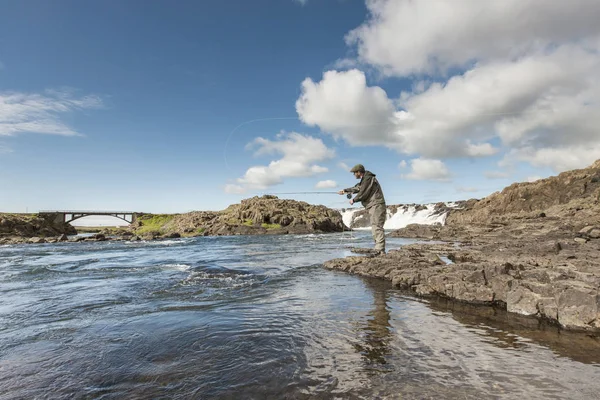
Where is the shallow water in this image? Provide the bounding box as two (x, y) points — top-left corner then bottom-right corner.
(1, 232), (599, 399)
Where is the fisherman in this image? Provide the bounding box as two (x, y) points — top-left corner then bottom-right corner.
(339, 164), (387, 255)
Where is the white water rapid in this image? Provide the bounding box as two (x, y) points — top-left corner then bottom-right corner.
(340, 202), (461, 230)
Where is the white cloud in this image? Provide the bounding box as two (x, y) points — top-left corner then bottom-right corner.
(315, 180), (337, 189)
(526, 176), (543, 183)
(402, 158), (451, 181)
(227, 132), (334, 191)
(346, 0), (600, 76)
(0, 89), (103, 137)
(224, 184), (246, 194)
(295, 1), (600, 172)
(398, 160), (407, 168)
(484, 170), (510, 179)
(395, 45), (600, 160)
(338, 161), (350, 171)
(501, 144), (600, 173)
(296, 69), (397, 146)
(333, 58), (358, 70)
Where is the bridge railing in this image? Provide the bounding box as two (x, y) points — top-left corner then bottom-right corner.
(39, 210), (141, 214)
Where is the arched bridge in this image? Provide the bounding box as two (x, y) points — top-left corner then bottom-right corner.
(39, 210), (141, 224)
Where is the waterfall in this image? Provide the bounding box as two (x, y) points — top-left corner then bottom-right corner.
(339, 202), (461, 230)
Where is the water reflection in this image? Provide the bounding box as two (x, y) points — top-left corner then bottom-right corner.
(424, 296), (600, 365)
(353, 278), (393, 370)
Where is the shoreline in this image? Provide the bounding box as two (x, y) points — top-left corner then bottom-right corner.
(324, 215), (600, 334)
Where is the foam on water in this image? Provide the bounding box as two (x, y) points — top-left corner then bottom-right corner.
(340, 202), (458, 230)
(161, 263), (191, 272)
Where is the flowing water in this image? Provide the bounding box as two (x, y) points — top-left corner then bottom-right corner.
(1, 232), (599, 399)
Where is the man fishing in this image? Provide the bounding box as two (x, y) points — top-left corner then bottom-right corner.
(339, 164), (387, 255)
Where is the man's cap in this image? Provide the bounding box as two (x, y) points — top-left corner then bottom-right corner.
(350, 164), (365, 173)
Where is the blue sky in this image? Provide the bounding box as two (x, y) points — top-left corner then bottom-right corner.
(2, 0), (599, 217)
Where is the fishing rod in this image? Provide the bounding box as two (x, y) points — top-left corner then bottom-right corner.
(267, 191), (353, 199)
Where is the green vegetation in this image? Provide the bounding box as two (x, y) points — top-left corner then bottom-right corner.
(261, 223), (281, 229)
(135, 214), (175, 235)
(196, 227), (205, 234)
(243, 219), (254, 226)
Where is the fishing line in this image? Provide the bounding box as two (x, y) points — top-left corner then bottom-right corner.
(223, 110), (539, 173)
(223, 117), (299, 172)
(265, 191), (353, 199)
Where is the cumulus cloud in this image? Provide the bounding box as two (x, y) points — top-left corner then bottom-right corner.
(0, 89), (103, 137)
(226, 132), (334, 192)
(224, 184), (246, 194)
(346, 0), (600, 76)
(398, 160), (407, 168)
(295, 1), (600, 172)
(401, 158), (451, 181)
(296, 69), (397, 146)
(315, 180), (337, 189)
(338, 161), (350, 171)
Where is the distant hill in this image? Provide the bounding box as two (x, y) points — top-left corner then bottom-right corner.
(446, 159), (600, 226)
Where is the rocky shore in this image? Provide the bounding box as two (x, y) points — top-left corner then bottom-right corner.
(0, 195), (345, 244)
(325, 160), (600, 332)
(0, 213), (77, 244)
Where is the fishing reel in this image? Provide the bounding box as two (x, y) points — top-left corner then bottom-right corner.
(346, 193), (352, 199)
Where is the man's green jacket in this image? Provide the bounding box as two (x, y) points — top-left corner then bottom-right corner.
(344, 171), (386, 209)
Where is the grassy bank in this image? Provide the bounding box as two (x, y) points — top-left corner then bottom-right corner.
(134, 214), (176, 235)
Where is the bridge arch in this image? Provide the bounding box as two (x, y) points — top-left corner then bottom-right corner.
(39, 211), (141, 225)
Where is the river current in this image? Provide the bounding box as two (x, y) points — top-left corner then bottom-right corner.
(1, 232), (599, 399)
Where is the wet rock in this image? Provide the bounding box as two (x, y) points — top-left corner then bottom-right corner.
(93, 234), (107, 241)
(57, 234), (69, 242)
(162, 232), (181, 239)
(141, 231), (161, 240)
(557, 284), (598, 329)
(388, 223), (441, 239)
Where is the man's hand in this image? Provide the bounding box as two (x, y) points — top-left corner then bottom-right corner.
(349, 199), (354, 205)
(338, 190), (345, 195)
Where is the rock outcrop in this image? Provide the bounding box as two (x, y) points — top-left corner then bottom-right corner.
(0, 213), (77, 244)
(133, 196), (345, 238)
(445, 159), (600, 225)
(326, 159), (600, 332)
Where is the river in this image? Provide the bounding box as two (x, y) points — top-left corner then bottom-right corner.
(1, 232), (599, 399)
